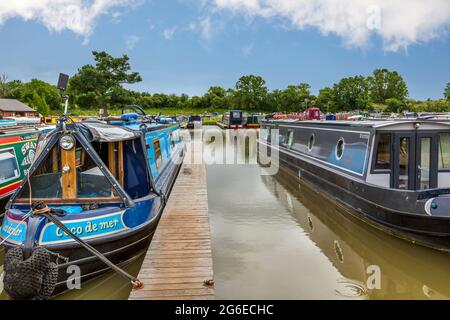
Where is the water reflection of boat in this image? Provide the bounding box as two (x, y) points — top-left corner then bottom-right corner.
(0, 108), (185, 298)
(261, 169), (450, 299)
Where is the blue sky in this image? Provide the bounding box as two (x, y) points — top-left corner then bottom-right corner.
(0, 0), (449, 100)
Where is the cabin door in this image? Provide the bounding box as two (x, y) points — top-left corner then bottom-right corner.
(393, 132), (438, 190)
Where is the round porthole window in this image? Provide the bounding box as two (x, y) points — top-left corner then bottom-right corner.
(307, 134), (315, 152)
(336, 138), (345, 160)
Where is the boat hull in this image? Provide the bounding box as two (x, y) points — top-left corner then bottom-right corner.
(258, 141), (450, 252)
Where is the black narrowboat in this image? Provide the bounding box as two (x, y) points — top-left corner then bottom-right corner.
(258, 119), (450, 252)
(217, 110), (243, 129)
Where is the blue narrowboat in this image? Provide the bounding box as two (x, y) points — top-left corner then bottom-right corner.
(0, 110), (185, 298)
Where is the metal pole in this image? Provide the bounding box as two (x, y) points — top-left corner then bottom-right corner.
(63, 95), (69, 115)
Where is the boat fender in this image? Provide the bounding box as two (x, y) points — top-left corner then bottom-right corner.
(3, 246), (58, 300)
(121, 113), (139, 122)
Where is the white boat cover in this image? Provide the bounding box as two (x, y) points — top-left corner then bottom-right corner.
(82, 122), (140, 142)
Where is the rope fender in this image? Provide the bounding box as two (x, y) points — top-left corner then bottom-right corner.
(3, 246), (58, 300)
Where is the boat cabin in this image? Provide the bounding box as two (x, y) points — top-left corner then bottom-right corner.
(366, 121), (450, 191)
(261, 120), (450, 191)
(9, 120), (182, 210)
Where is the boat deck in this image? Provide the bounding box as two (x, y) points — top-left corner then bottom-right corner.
(128, 140), (215, 300)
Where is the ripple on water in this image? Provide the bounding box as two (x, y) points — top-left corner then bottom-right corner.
(334, 278), (369, 299)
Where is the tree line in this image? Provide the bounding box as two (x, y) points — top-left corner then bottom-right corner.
(0, 51), (449, 116)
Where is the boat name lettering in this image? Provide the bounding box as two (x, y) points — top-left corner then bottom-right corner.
(0, 217), (27, 244)
(21, 141), (37, 166)
(2, 223), (23, 237)
(55, 219), (120, 238)
(39, 211), (127, 244)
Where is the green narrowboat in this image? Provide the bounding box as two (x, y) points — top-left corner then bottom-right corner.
(0, 128), (40, 210)
(246, 114), (264, 128)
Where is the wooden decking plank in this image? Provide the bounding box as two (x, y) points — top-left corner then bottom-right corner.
(129, 141), (214, 300)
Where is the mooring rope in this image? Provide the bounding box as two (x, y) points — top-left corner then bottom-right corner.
(31, 202), (143, 290)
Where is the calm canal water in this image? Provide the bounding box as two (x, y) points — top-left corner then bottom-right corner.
(204, 127), (450, 300)
(1, 126), (450, 299)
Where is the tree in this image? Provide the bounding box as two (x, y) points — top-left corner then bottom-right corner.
(333, 76), (370, 111)
(4, 79), (60, 114)
(234, 75), (268, 110)
(69, 51), (142, 114)
(266, 89), (283, 112)
(445, 83), (450, 101)
(21, 90), (50, 116)
(317, 87), (336, 112)
(0, 73), (9, 97)
(385, 98), (406, 113)
(23, 79), (61, 110)
(415, 99), (450, 112)
(203, 86), (227, 110)
(279, 83), (312, 112)
(368, 68), (408, 103)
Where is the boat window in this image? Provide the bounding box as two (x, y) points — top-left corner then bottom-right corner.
(336, 138), (345, 160)
(0, 149), (20, 183)
(438, 132), (450, 169)
(374, 133), (391, 170)
(170, 132), (175, 149)
(18, 144), (63, 198)
(76, 142), (115, 198)
(154, 139), (162, 169)
(307, 134), (315, 152)
(261, 127), (270, 141)
(288, 130), (294, 147)
(17, 140), (120, 201)
(399, 137), (410, 189)
(419, 137), (431, 190)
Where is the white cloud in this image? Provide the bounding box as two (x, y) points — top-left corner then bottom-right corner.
(199, 16), (212, 40)
(0, 0), (139, 37)
(125, 35), (141, 50)
(163, 27), (176, 40)
(242, 43), (254, 57)
(188, 16), (215, 41)
(210, 0), (450, 51)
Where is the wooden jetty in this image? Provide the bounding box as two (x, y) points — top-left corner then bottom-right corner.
(129, 139), (215, 300)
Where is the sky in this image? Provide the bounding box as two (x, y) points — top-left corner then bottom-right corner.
(0, 0), (449, 100)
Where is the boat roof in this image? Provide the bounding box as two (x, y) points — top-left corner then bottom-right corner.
(74, 120), (177, 142)
(264, 119), (450, 129)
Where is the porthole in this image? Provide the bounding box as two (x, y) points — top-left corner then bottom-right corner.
(336, 138), (345, 160)
(307, 134), (315, 152)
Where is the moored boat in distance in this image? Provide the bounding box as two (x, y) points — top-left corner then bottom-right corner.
(217, 110), (244, 129)
(187, 115), (202, 129)
(258, 118), (450, 251)
(0, 106), (185, 298)
(245, 114), (264, 128)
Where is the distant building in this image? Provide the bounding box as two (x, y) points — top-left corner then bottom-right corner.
(0, 99), (37, 117)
